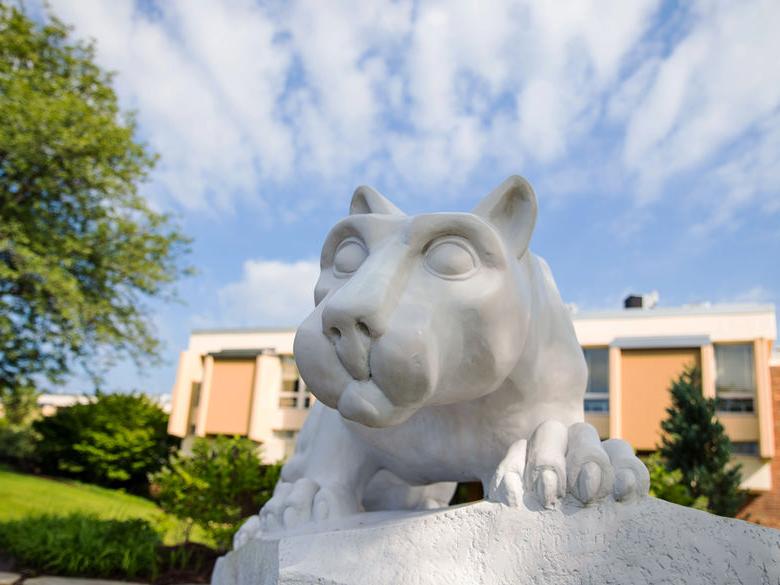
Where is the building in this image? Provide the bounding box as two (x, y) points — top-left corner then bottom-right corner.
(0, 393), (92, 419)
(167, 302), (779, 521)
(36, 393), (92, 416)
(575, 301), (777, 498)
(167, 328), (311, 462)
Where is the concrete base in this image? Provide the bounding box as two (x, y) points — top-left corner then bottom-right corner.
(212, 497), (780, 585)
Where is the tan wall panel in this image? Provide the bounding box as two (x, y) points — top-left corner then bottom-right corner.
(278, 409), (309, 430)
(204, 359), (256, 435)
(248, 355), (282, 447)
(755, 338), (776, 457)
(621, 348), (701, 451)
(585, 414), (610, 439)
(168, 351), (201, 437)
(720, 415), (760, 442)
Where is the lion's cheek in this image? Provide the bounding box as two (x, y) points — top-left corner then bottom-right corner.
(369, 334), (435, 408)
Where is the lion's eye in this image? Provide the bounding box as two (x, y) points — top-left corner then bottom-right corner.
(333, 239), (368, 275)
(424, 237), (478, 278)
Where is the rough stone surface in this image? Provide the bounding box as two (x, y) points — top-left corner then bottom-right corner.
(0, 573), (20, 585)
(214, 497), (780, 585)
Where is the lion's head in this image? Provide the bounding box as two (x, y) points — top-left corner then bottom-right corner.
(293, 176), (561, 428)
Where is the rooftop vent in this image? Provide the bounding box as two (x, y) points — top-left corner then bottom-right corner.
(624, 291), (659, 310)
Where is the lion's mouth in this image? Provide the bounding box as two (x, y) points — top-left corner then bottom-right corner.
(336, 378), (417, 428)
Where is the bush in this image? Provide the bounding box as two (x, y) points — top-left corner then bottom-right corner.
(0, 513), (161, 580)
(151, 436), (281, 550)
(33, 393), (178, 493)
(643, 453), (708, 510)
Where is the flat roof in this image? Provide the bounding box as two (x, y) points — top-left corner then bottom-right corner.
(571, 303), (775, 320)
(192, 326), (297, 335)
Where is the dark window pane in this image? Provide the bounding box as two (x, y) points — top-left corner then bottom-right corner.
(191, 382), (201, 407)
(715, 343), (755, 394)
(716, 397), (754, 413)
(584, 398), (610, 413)
(279, 396), (297, 408)
(731, 442), (759, 456)
(584, 348), (609, 394)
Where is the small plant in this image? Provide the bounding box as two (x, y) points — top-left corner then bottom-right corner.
(0, 513), (161, 580)
(150, 435), (281, 550)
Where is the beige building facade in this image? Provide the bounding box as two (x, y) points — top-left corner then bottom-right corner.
(168, 303), (777, 496)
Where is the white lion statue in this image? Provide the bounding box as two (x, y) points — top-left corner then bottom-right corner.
(235, 176), (649, 547)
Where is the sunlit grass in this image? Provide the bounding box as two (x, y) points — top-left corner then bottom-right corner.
(0, 466), (213, 546)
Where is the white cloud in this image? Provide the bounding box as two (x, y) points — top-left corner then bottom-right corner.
(46, 0), (663, 209)
(43, 0), (779, 232)
(216, 259), (320, 327)
(623, 0), (780, 200)
(689, 112), (780, 237)
(722, 286), (774, 304)
(49, 0), (293, 212)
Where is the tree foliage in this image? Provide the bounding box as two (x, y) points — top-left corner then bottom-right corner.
(150, 436), (281, 551)
(0, 4), (190, 414)
(33, 393), (178, 492)
(660, 365), (745, 517)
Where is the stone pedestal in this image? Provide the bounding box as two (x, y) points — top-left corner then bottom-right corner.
(212, 497), (780, 585)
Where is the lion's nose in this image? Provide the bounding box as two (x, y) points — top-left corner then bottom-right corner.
(322, 308), (373, 380)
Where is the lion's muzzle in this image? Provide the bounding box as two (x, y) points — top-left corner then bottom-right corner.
(322, 303), (374, 381)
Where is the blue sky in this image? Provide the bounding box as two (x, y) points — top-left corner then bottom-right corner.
(44, 0), (780, 395)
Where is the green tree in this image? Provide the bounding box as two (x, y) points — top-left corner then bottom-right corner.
(0, 4), (190, 418)
(33, 393), (178, 492)
(150, 436), (281, 551)
(660, 365), (745, 517)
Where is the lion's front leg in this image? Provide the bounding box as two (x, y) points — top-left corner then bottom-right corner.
(486, 420), (649, 509)
(233, 402), (374, 549)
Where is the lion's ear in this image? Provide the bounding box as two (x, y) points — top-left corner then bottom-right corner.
(350, 186), (405, 216)
(472, 175), (537, 258)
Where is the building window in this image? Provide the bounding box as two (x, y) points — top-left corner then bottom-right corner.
(191, 382), (201, 407)
(583, 347), (609, 413)
(279, 355), (313, 409)
(731, 441), (759, 456)
(274, 429), (298, 459)
(715, 343), (755, 413)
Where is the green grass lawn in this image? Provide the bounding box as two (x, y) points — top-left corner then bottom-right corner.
(0, 466), (211, 546)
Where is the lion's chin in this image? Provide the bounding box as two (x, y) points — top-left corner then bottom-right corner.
(337, 379), (418, 428)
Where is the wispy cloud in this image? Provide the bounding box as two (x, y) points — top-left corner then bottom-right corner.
(214, 259), (319, 328)
(48, 0), (780, 233)
(623, 0), (780, 202)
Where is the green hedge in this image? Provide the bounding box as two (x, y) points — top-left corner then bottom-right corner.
(33, 393), (178, 493)
(0, 513), (161, 579)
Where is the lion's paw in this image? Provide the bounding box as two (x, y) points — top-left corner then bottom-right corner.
(233, 514), (261, 549)
(489, 420), (649, 509)
(259, 478), (358, 533)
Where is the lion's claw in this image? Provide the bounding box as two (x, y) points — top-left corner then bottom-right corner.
(489, 420), (649, 509)
(258, 478), (357, 535)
